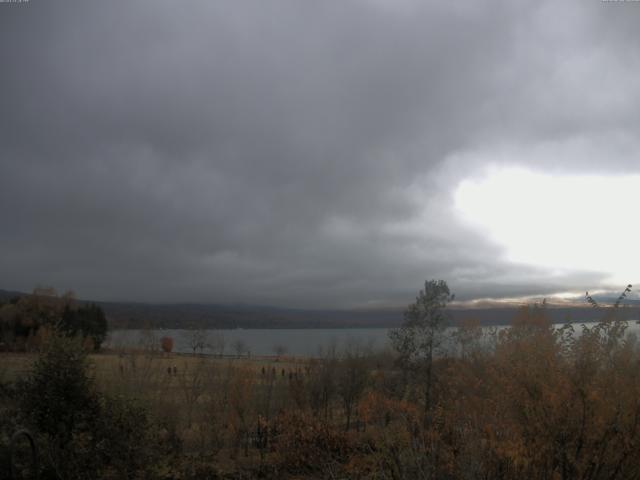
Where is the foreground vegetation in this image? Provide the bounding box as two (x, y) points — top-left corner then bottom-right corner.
(3, 282), (640, 479)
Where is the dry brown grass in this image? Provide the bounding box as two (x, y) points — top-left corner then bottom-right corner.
(0, 353), (35, 382)
(0, 351), (306, 379)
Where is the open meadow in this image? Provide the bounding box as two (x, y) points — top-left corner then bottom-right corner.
(5, 302), (640, 479)
(5, 1), (640, 477)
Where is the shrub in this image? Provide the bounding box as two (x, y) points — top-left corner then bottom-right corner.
(271, 411), (352, 475)
(18, 333), (99, 439)
(161, 336), (174, 354)
(16, 331), (165, 479)
(93, 395), (164, 479)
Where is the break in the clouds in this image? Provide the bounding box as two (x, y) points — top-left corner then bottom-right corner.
(1, 0), (640, 307)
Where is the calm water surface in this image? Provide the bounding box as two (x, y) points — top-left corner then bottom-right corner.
(106, 321), (640, 357)
(107, 328), (390, 357)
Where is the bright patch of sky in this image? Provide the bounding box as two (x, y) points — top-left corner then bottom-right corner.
(455, 168), (640, 288)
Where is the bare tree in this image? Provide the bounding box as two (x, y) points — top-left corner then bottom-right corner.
(233, 339), (247, 358)
(272, 344), (287, 359)
(389, 279), (454, 425)
(176, 358), (208, 427)
(209, 331), (225, 357)
(183, 328), (209, 356)
(138, 324), (158, 355)
(308, 355), (337, 423)
(337, 340), (370, 430)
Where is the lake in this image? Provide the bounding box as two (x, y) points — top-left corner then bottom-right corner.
(106, 321), (640, 357)
(106, 328), (392, 357)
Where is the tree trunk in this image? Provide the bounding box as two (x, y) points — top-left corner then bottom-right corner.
(423, 342), (433, 427)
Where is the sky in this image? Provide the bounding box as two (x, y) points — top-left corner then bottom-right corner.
(1, 0), (640, 308)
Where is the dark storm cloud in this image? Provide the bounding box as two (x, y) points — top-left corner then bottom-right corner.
(1, 0), (640, 307)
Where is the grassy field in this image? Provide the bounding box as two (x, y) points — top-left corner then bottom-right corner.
(1, 348), (318, 472)
(6, 314), (640, 479)
(0, 349), (308, 383)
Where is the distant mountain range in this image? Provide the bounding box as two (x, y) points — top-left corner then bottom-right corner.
(0, 289), (28, 301)
(1, 289), (638, 329)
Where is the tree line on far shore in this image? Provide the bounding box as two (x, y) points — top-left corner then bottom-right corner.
(0, 288), (108, 351)
(3, 280), (640, 479)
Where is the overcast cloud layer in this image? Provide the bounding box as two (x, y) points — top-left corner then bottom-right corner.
(2, 0), (640, 307)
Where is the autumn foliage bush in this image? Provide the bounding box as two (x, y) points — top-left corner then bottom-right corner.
(270, 411), (352, 475)
(160, 336), (174, 353)
(5, 290), (640, 479)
